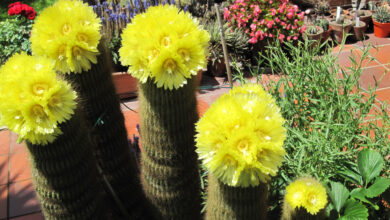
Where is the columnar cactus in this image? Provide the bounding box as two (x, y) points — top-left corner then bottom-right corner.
(29, 0), (151, 218)
(195, 84), (287, 220)
(119, 5), (210, 219)
(0, 53), (106, 219)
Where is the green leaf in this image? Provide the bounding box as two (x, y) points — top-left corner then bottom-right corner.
(339, 166), (364, 186)
(357, 149), (383, 184)
(338, 199), (368, 220)
(350, 188), (379, 210)
(329, 182), (350, 213)
(365, 177), (390, 198)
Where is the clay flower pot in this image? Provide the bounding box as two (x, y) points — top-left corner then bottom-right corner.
(330, 19), (353, 44)
(350, 10), (373, 30)
(373, 19), (390, 38)
(321, 26), (332, 44)
(306, 26), (324, 41)
(353, 20), (367, 41)
(112, 72), (138, 99)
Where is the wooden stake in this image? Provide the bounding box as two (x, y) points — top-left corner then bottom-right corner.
(214, 3), (233, 87)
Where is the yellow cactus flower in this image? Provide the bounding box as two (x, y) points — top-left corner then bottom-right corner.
(30, 0), (101, 74)
(120, 5), (209, 90)
(196, 84), (286, 187)
(0, 53), (77, 145)
(285, 177), (328, 215)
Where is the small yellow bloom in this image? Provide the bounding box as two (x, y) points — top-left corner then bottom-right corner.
(285, 177), (328, 215)
(30, 0), (101, 74)
(196, 84), (286, 187)
(0, 53), (77, 145)
(120, 5), (209, 90)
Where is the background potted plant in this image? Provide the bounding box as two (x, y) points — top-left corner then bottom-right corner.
(353, 20), (367, 40)
(330, 15), (353, 43)
(372, 5), (390, 37)
(314, 18), (332, 43)
(306, 25), (324, 41)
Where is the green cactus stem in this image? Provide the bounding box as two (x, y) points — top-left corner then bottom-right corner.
(138, 77), (202, 220)
(64, 44), (152, 219)
(26, 109), (106, 220)
(205, 174), (268, 220)
(281, 203), (326, 220)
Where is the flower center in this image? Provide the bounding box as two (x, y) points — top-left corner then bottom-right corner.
(178, 48), (190, 62)
(62, 23), (71, 35)
(72, 46), (82, 57)
(58, 45), (67, 60)
(32, 83), (49, 96)
(76, 33), (88, 42)
(163, 58), (177, 74)
(160, 35), (171, 47)
(32, 104), (45, 118)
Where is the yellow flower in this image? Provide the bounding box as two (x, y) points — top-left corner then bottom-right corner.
(30, 0), (101, 74)
(120, 5), (209, 90)
(285, 177), (328, 215)
(0, 53), (77, 145)
(196, 84), (286, 187)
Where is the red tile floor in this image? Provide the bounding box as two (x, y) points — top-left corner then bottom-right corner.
(1, 33), (390, 219)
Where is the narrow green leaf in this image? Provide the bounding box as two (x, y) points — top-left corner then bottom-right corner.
(338, 199), (368, 220)
(357, 149), (383, 184)
(329, 182), (350, 213)
(365, 177), (390, 198)
(339, 167), (363, 186)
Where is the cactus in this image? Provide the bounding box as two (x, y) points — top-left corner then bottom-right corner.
(138, 78), (202, 219)
(373, 5), (390, 23)
(314, 19), (330, 31)
(307, 26), (320, 34)
(26, 109), (107, 219)
(206, 175), (268, 220)
(64, 44), (153, 219)
(315, 0), (330, 16)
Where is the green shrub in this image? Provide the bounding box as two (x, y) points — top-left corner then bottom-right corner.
(234, 38), (390, 218)
(0, 15), (33, 65)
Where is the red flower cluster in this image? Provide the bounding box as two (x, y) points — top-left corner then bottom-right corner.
(8, 2), (36, 20)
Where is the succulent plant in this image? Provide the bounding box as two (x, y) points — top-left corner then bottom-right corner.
(373, 5), (390, 23)
(307, 26), (320, 34)
(315, 0), (330, 16)
(314, 19), (329, 31)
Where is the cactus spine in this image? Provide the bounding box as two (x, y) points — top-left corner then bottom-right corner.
(138, 77), (202, 219)
(281, 204), (326, 220)
(205, 174), (268, 220)
(64, 45), (151, 219)
(26, 109), (106, 219)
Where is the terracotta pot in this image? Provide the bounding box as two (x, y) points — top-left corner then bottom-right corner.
(306, 26), (325, 41)
(350, 10), (373, 30)
(112, 72), (138, 99)
(330, 19), (353, 43)
(373, 19), (390, 38)
(353, 21), (367, 41)
(321, 26), (333, 44)
(208, 59), (226, 77)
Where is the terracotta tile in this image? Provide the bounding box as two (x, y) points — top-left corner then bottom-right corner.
(356, 33), (390, 47)
(332, 44), (356, 53)
(123, 110), (140, 138)
(0, 185), (7, 219)
(9, 133), (26, 154)
(372, 45), (390, 65)
(9, 152), (31, 183)
(375, 89), (390, 105)
(197, 99), (210, 118)
(337, 49), (380, 70)
(8, 179), (41, 218)
(0, 155), (8, 186)
(9, 212), (44, 220)
(359, 66), (390, 90)
(0, 130), (10, 156)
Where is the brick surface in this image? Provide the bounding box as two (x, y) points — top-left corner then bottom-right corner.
(8, 180), (40, 218)
(0, 130), (10, 156)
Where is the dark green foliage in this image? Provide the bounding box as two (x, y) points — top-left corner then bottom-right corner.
(205, 174), (268, 220)
(64, 45), (152, 219)
(26, 110), (106, 220)
(138, 77), (202, 220)
(0, 15), (32, 65)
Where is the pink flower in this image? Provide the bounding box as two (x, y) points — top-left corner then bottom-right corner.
(224, 8), (230, 19)
(249, 37), (258, 44)
(278, 34), (285, 42)
(287, 12), (293, 19)
(266, 20), (274, 29)
(260, 19), (265, 25)
(287, 36), (292, 41)
(271, 8), (276, 16)
(293, 5), (299, 12)
(250, 23), (257, 31)
(293, 36), (298, 40)
(275, 17), (280, 23)
(269, 33), (274, 37)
